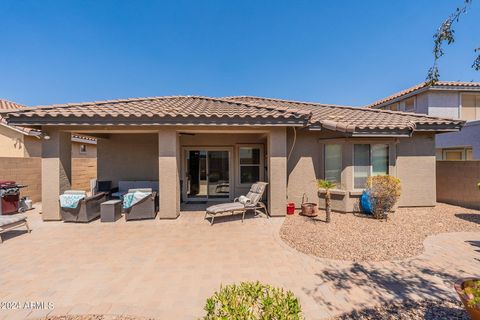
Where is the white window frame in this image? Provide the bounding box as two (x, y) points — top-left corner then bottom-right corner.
(353, 144), (389, 189)
(236, 144), (264, 187)
(79, 144), (87, 154)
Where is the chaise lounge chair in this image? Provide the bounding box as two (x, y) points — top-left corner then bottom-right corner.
(60, 190), (106, 222)
(0, 213), (30, 243)
(205, 182), (269, 225)
(123, 188), (158, 221)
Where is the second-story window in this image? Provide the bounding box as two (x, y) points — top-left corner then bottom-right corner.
(404, 97), (415, 112)
(461, 94), (480, 121)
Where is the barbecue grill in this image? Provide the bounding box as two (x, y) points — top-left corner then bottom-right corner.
(0, 180), (26, 215)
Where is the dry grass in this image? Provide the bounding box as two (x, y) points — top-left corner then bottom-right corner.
(280, 203), (480, 262)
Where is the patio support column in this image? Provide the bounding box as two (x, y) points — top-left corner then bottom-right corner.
(41, 130), (72, 220)
(158, 128), (180, 219)
(268, 127), (287, 216)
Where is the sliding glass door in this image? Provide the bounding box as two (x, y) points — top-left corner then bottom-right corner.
(185, 148), (231, 201)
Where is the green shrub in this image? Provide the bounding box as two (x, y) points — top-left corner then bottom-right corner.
(366, 175), (401, 219)
(463, 279), (480, 308)
(201, 281), (303, 320)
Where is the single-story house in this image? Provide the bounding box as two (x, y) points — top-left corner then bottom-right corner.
(1, 95), (464, 220)
(0, 99), (97, 158)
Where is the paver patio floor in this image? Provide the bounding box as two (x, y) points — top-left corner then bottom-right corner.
(0, 204), (479, 320)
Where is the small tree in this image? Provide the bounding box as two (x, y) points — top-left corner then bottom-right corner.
(365, 176), (401, 219)
(318, 179), (335, 223)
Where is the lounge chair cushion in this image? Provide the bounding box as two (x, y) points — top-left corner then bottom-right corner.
(64, 190), (87, 196)
(0, 214), (27, 227)
(206, 202), (245, 214)
(127, 188), (152, 193)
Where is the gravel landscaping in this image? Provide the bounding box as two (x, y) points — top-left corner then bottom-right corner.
(280, 203), (480, 261)
(44, 316), (154, 320)
(331, 299), (469, 320)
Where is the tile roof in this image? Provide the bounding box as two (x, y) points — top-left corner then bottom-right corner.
(0, 99), (25, 111)
(2, 96), (311, 126)
(224, 96), (464, 134)
(367, 81), (480, 108)
(0, 99), (96, 141)
(2, 95), (464, 135)
(0, 99), (40, 136)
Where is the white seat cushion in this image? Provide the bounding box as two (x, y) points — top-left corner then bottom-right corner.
(206, 202), (245, 214)
(0, 214), (27, 227)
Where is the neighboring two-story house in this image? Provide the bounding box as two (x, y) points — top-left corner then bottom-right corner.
(368, 81), (480, 160)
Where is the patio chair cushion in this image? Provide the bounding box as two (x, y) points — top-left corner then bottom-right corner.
(0, 214), (27, 227)
(245, 182), (267, 205)
(206, 202), (245, 214)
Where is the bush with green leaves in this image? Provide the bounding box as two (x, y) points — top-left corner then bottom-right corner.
(201, 281), (303, 320)
(365, 175), (401, 219)
(462, 279), (480, 309)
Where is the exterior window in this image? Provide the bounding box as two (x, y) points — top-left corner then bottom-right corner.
(385, 103), (398, 111)
(324, 144), (342, 185)
(239, 146), (262, 184)
(441, 147), (473, 160)
(354, 144), (389, 189)
(461, 94), (480, 121)
(79, 144), (87, 154)
(466, 149), (473, 160)
(404, 97), (415, 112)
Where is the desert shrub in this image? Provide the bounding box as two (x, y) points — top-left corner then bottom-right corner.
(365, 175), (401, 219)
(202, 281), (303, 320)
(463, 279), (480, 308)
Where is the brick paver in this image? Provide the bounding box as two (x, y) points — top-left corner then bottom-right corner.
(0, 204), (478, 319)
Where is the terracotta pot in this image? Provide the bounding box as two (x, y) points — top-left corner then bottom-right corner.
(454, 278), (480, 320)
(300, 203), (317, 217)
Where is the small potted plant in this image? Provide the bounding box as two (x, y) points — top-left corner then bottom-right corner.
(454, 278), (480, 320)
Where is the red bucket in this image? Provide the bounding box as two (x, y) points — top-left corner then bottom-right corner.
(287, 203), (295, 215)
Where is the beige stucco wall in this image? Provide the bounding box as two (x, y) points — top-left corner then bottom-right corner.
(23, 136), (42, 157)
(41, 130), (72, 220)
(396, 133), (436, 207)
(286, 130), (437, 212)
(71, 141), (97, 158)
(0, 125), (25, 157)
(97, 133), (158, 187)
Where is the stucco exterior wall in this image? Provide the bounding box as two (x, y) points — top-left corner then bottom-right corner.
(71, 141), (97, 158)
(97, 133), (158, 187)
(0, 125), (25, 157)
(0, 157), (41, 202)
(23, 136), (42, 157)
(436, 121), (480, 159)
(396, 133), (436, 207)
(427, 91), (460, 119)
(286, 130), (437, 212)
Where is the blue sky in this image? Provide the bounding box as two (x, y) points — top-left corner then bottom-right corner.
(1, 0), (479, 107)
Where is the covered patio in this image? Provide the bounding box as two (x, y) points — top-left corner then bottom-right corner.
(40, 126), (289, 221)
